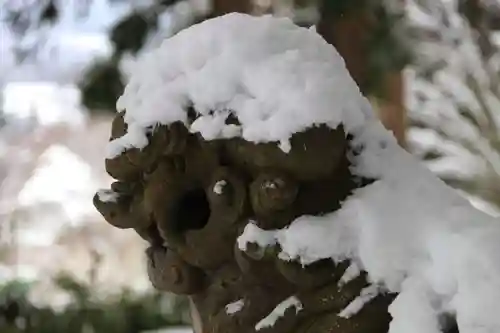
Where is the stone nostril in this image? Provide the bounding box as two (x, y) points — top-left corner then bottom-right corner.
(172, 188), (211, 233)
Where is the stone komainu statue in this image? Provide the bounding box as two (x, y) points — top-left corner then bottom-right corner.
(93, 13), (466, 333)
(94, 110), (394, 333)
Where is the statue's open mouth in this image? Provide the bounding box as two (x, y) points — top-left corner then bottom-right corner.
(169, 188), (211, 235)
(140, 184), (212, 250)
(142, 187), (211, 295)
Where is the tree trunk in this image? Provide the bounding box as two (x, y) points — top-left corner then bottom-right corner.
(374, 71), (407, 148)
(316, 3), (374, 93)
(316, 0), (407, 147)
(210, 0), (252, 17)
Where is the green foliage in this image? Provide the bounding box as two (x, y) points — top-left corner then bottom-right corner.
(0, 274), (190, 333)
(40, 0), (59, 24)
(110, 0), (189, 56)
(79, 59), (124, 113)
(111, 11), (158, 56)
(81, 0), (188, 112)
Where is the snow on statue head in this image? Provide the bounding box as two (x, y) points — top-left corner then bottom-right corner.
(94, 13), (500, 333)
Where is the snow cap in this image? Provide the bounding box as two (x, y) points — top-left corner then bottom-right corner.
(107, 13), (372, 157)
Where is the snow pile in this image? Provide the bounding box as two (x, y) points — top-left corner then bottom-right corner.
(338, 262), (362, 286)
(225, 299), (245, 315)
(110, 13), (500, 333)
(239, 142), (500, 332)
(338, 285), (379, 319)
(97, 189), (119, 203)
(255, 296), (303, 331)
(213, 180), (227, 195)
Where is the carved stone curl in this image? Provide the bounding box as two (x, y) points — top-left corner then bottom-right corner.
(94, 111), (394, 333)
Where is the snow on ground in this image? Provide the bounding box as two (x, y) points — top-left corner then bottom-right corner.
(0, 83), (151, 305)
(16, 145), (99, 242)
(0, 113), (152, 304)
(2, 82), (86, 127)
(114, 14), (500, 333)
(0, 1), (156, 303)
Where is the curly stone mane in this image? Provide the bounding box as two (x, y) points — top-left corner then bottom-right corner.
(94, 109), (395, 333)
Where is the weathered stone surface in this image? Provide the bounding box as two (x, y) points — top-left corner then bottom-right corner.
(94, 112), (395, 333)
(146, 246), (205, 295)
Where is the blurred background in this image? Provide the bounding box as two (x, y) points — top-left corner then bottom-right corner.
(0, 0), (499, 332)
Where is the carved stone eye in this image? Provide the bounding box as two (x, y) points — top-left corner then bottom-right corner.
(206, 168), (247, 220)
(250, 172), (298, 215)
